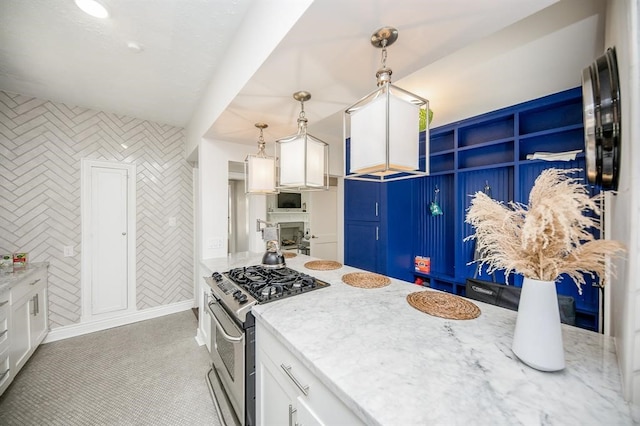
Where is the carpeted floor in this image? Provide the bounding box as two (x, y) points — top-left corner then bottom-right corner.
(0, 310), (220, 426)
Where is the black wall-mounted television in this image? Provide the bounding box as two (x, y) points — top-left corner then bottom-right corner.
(277, 192), (302, 208)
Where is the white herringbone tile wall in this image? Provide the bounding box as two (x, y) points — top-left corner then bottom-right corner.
(0, 91), (194, 328)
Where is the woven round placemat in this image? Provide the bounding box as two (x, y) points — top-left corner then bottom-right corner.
(342, 272), (390, 289)
(283, 252), (297, 259)
(406, 291), (481, 320)
(304, 260), (342, 270)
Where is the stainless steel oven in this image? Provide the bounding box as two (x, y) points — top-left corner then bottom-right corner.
(204, 266), (328, 426)
(206, 299), (246, 425)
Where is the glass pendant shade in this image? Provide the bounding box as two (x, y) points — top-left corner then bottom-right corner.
(245, 155), (276, 193)
(344, 26), (429, 182)
(245, 123), (277, 194)
(276, 92), (329, 191)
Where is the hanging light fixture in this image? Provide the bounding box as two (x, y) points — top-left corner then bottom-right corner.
(344, 26), (429, 182)
(276, 91), (329, 191)
(245, 123), (277, 194)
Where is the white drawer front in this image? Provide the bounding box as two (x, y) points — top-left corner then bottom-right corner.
(10, 268), (46, 304)
(0, 346), (10, 394)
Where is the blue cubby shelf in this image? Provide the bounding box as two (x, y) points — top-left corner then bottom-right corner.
(344, 87), (599, 332)
(412, 86), (599, 331)
(413, 271), (464, 296)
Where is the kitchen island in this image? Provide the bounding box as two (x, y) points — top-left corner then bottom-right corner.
(202, 253), (632, 425)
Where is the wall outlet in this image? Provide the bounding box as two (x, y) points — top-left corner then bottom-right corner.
(207, 238), (224, 249)
(64, 246), (74, 257)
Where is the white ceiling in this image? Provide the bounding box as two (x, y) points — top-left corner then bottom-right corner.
(0, 0), (605, 155)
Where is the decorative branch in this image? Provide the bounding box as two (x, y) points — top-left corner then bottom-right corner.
(465, 168), (625, 294)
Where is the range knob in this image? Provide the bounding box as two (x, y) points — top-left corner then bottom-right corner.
(237, 294), (248, 304)
(232, 290), (242, 299)
(212, 272), (223, 282)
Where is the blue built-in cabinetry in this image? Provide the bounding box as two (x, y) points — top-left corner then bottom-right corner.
(344, 178), (416, 283)
(344, 87), (601, 331)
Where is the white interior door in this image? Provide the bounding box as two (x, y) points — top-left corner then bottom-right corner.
(309, 188), (338, 261)
(82, 159), (136, 320)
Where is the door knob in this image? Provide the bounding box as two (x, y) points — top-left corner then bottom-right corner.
(122, 232), (127, 236)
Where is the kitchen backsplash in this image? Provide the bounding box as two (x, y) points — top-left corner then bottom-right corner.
(0, 91), (194, 328)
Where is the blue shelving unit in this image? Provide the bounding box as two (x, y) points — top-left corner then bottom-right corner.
(344, 87), (600, 331)
(413, 87), (601, 331)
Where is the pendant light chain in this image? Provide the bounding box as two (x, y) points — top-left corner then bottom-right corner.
(380, 39), (388, 69)
(257, 128), (265, 156)
(297, 98), (308, 135)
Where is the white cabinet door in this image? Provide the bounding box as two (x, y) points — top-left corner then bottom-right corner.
(81, 159), (136, 321)
(30, 286), (47, 347)
(0, 347), (10, 395)
(90, 165), (129, 315)
(296, 396), (324, 426)
(10, 296), (31, 373)
(256, 321), (365, 426)
(258, 354), (297, 426)
(8, 267), (49, 381)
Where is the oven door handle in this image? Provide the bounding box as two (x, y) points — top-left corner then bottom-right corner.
(207, 303), (243, 343)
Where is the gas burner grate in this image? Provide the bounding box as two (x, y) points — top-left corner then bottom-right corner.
(225, 265), (329, 303)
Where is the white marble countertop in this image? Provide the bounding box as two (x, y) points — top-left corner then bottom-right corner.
(0, 262), (49, 294)
(201, 253), (633, 425)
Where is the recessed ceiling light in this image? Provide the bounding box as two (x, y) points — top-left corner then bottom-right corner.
(75, 0), (110, 19)
(127, 41), (144, 53)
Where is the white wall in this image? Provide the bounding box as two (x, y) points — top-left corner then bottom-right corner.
(197, 139), (270, 260)
(185, 0), (313, 161)
(605, 0), (640, 405)
(0, 91), (194, 329)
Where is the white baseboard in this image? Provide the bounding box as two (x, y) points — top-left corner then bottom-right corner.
(195, 328), (206, 346)
(44, 300), (195, 343)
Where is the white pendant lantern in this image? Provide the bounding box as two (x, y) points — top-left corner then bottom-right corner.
(276, 91), (329, 191)
(345, 27), (429, 182)
(245, 123), (277, 194)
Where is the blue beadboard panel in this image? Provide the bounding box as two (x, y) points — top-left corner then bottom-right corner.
(517, 158), (600, 320)
(457, 167), (514, 282)
(458, 115), (515, 148)
(415, 174), (455, 278)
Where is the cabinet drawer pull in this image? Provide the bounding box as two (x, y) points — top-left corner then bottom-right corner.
(29, 279), (41, 286)
(0, 369), (9, 382)
(375, 202), (379, 217)
(0, 300), (7, 307)
(281, 364), (309, 395)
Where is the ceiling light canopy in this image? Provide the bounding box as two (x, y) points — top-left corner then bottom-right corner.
(75, 0), (110, 19)
(245, 123), (277, 194)
(276, 91), (329, 192)
(345, 26), (429, 182)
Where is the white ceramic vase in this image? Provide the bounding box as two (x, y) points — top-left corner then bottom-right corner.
(512, 277), (565, 371)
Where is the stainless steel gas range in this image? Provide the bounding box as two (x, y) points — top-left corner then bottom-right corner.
(204, 265), (330, 426)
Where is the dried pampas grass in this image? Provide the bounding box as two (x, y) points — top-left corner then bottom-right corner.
(465, 168), (625, 294)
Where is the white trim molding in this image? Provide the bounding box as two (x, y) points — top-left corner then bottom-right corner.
(80, 158), (137, 322)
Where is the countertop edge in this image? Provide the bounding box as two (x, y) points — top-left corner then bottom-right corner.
(0, 262), (49, 294)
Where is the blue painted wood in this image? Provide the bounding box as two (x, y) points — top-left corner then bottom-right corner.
(344, 86), (601, 331)
(415, 173), (455, 278)
(383, 179), (416, 282)
(345, 221), (379, 272)
(456, 167), (514, 283)
(345, 180), (380, 222)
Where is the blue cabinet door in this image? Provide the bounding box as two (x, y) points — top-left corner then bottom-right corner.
(345, 180), (380, 222)
(344, 221), (379, 272)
